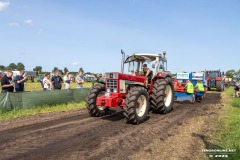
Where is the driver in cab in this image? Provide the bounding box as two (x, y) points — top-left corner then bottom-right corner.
(140, 64), (153, 86)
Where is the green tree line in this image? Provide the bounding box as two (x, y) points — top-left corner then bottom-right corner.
(0, 63), (85, 75)
(225, 69), (240, 78)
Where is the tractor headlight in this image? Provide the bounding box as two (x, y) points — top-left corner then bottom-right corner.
(113, 88), (117, 93)
(105, 92), (110, 97)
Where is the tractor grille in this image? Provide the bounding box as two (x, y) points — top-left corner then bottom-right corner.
(106, 79), (117, 92)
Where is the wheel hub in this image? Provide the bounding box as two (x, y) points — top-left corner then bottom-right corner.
(136, 95), (147, 117)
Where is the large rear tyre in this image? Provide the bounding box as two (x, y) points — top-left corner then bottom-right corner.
(151, 78), (174, 114)
(216, 81), (224, 92)
(123, 87), (149, 124)
(86, 83), (106, 117)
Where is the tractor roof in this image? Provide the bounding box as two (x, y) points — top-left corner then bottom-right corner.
(124, 53), (164, 63)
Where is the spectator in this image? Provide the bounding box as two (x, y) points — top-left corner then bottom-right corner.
(76, 71), (84, 89)
(63, 71), (71, 90)
(14, 70), (27, 92)
(233, 81), (240, 97)
(43, 73), (52, 91)
(92, 74), (98, 86)
(51, 70), (63, 90)
(98, 74), (105, 83)
(1, 70), (14, 93)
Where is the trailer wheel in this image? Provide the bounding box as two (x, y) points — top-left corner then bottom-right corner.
(216, 81), (223, 92)
(86, 83), (106, 117)
(151, 78), (174, 114)
(123, 87), (149, 124)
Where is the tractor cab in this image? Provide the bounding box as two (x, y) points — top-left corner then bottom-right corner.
(124, 53), (168, 78)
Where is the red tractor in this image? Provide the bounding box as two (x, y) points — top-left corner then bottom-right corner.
(86, 50), (174, 124)
(205, 70), (225, 91)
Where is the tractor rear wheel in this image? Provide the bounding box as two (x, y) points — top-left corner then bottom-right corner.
(216, 81), (224, 92)
(123, 87), (149, 124)
(151, 78), (174, 113)
(86, 83), (106, 117)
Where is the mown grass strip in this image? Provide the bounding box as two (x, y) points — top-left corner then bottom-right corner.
(0, 101), (86, 120)
(214, 88), (240, 159)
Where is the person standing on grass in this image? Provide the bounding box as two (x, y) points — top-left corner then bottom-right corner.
(43, 73), (52, 91)
(51, 70), (63, 90)
(14, 70), (28, 92)
(76, 71), (84, 89)
(233, 81), (240, 97)
(63, 71), (71, 90)
(1, 70), (14, 93)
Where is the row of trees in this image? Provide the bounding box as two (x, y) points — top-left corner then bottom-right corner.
(3, 62), (237, 78)
(0, 63), (25, 71)
(225, 69), (240, 78)
(0, 63), (85, 75)
(52, 67), (84, 75)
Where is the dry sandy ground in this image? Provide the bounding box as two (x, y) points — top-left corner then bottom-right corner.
(0, 92), (222, 160)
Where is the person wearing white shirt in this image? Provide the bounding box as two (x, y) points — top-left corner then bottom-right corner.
(42, 73), (52, 91)
(63, 71), (71, 90)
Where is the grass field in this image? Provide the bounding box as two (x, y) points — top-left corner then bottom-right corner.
(0, 101), (86, 120)
(211, 88), (240, 159)
(0, 82), (92, 120)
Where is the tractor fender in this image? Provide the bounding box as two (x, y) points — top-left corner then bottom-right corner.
(154, 73), (171, 79)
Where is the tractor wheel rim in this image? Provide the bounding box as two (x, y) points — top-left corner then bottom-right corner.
(136, 95), (147, 117)
(97, 91), (105, 111)
(164, 85), (172, 107)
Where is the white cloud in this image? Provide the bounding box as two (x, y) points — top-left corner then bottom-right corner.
(24, 19), (33, 25)
(0, 0), (9, 11)
(8, 22), (20, 27)
(72, 62), (80, 66)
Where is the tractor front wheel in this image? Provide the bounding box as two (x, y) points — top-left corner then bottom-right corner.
(216, 81), (224, 92)
(123, 87), (149, 124)
(86, 83), (106, 117)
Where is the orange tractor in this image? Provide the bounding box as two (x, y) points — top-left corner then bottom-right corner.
(205, 70), (225, 91)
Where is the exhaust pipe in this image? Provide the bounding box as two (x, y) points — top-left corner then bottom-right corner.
(121, 49), (125, 73)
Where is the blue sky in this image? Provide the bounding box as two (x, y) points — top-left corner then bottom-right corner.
(0, 0), (239, 73)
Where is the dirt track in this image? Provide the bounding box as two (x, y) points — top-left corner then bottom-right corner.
(0, 92), (223, 160)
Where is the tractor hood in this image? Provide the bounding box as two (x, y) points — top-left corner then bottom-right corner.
(105, 72), (146, 83)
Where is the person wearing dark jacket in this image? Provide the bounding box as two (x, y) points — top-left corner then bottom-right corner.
(51, 70), (63, 89)
(1, 70), (14, 93)
(14, 70), (27, 92)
